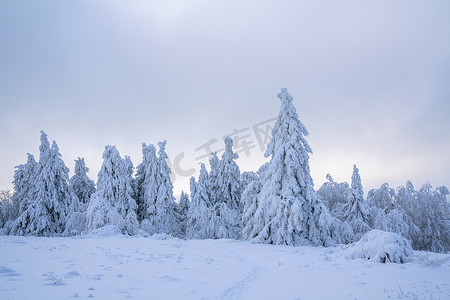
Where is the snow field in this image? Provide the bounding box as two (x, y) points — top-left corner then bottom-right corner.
(0, 236), (449, 300)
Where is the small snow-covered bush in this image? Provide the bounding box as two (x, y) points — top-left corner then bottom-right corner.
(341, 229), (414, 264)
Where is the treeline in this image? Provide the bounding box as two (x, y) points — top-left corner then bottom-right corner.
(0, 89), (448, 253)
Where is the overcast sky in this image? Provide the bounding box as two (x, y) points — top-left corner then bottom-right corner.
(1, 0), (449, 197)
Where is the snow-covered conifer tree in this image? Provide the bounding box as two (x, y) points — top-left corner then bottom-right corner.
(215, 137), (241, 211)
(367, 183), (395, 211)
(153, 140), (179, 235)
(240, 171), (260, 238)
(86, 145), (138, 235)
(242, 174), (262, 241)
(396, 181), (418, 220)
(178, 191), (190, 217)
(243, 88), (335, 246)
(176, 191), (190, 237)
(135, 143), (159, 223)
(317, 174), (350, 219)
(11, 132), (76, 236)
(341, 165), (371, 241)
(391, 182), (449, 253)
(9, 154), (38, 229)
(0, 189), (13, 230)
(136, 141), (179, 236)
(209, 137), (242, 239)
(395, 181), (421, 246)
(414, 183), (449, 252)
(186, 164), (214, 239)
(240, 171), (258, 194)
(70, 158), (95, 205)
(371, 206), (413, 242)
(39, 130), (50, 159)
(368, 182), (418, 243)
(124, 155), (137, 200)
(208, 152), (220, 206)
(65, 158), (95, 235)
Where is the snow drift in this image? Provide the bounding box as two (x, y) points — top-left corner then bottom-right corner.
(341, 229), (414, 263)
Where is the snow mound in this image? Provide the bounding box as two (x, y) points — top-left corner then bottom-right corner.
(87, 225), (123, 237)
(341, 229), (414, 264)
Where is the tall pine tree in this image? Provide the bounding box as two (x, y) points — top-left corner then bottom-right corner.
(9, 153), (38, 230)
(211, 137), (242, 239)
(216, 137), (242, 211)
(86, 145), (138, 235)
(243, 88), (335, 246)
(208, 152), (220, 206)
(415, 183), (449, 252)
(136, 141), (179, 236)
(176, 191), (190, 238)
(317, 174), (350, 218)
(135, 143), (159, 223)
(154, 141), (179, 235)
(186, 164), (214, 239)
(341, 164), (371, 241)
(11, 132), (76, 236)
(70, 158), (95, 205)
(65, 157), (95, 235)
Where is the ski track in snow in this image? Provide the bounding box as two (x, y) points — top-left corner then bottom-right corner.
(218, 247), (263, 299)
(219, 265), (263, 300)
(0, 236), (449, 300)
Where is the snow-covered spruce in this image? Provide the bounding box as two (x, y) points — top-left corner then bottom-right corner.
(185, 137), (243, 240)
(368, 182), (418, 244)
(386, 181), (449, 253)
(240, 171), (260, 240)
(240, 171), (258, 195)
(86, 145), (139, 235)
(7, 153), (38, 232)
(186, 164), (214, 239)
(341, 229), (414, 264)
(70, 158), (95, 205)
(207, 152), (220, 206)
(367, 182), (395, 211)
(124, 155), (137, 200)
(153, 141), (180, 236)
(215, 137), (242, 212)
(136, 141), (180, 236)
(341, 165), (371, 242)
(135, 143), (159, 223)
(242, 174), (262, 241)
(66, 158), (96, 236)
(210, 137), (242, 239)
(0, 189), (13, 232)
(11, 131), (77, 236)
(243, 88), (337, 246)
(317, 174), (349, 219)
(176, 191), (190, 237)
(395, 181), (419, 224)
(413, 183), (449, 253)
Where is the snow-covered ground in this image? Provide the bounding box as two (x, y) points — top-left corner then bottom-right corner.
(0, 235), (449, 300)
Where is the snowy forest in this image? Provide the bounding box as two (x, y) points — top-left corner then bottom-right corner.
(0, 88), (448, 254)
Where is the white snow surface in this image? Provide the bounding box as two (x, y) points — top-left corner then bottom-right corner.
(0, 235), (449, 300)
